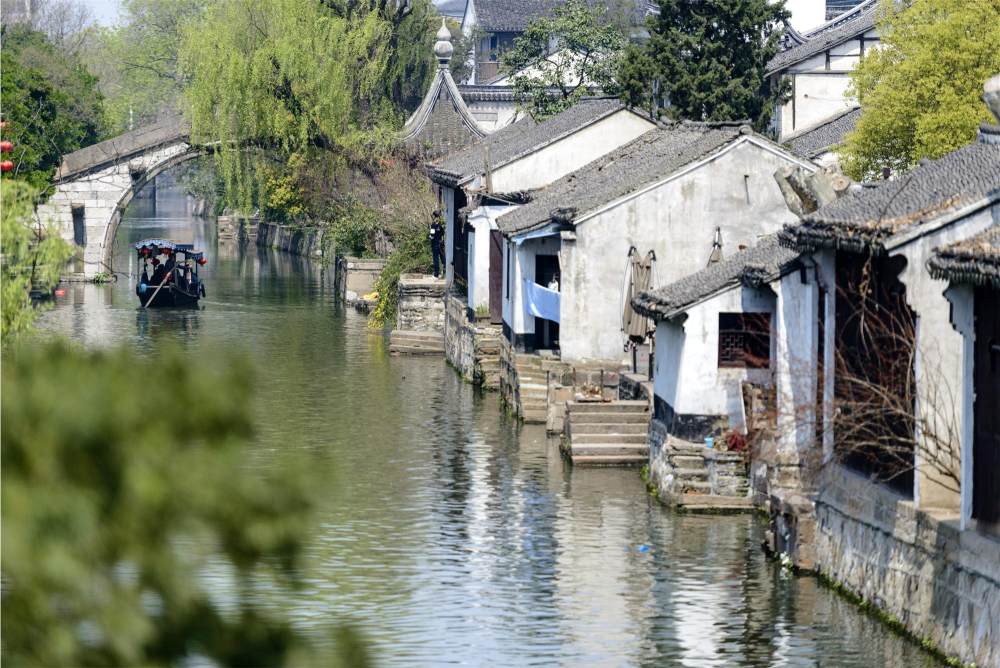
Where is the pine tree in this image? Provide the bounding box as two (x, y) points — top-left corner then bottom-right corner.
(619, 0), (789, 130)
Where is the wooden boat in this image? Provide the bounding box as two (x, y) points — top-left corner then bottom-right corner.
(134, 239), (207, 308)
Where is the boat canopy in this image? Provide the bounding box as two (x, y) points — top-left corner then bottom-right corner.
(134, 239), (203, 258)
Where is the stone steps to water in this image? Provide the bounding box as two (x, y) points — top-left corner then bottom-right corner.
(674, 467), (709, 480)
(564, 400), (650, 466)
(389, 330), (444, 355)
(570, 411), (649, 424)
(674, 494), (754, 512)
(568, 422), (647, 434)
(569, 400), (648, 413)
(570, 443), (650, 457)
(571, 432), (647, 444)
(571, 453), (648, 467)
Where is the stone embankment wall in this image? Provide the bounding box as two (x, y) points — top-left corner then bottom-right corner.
(648, 419), (750, 503)
(335, 257), (387, 302)
(256, 221), (324, 258)
(397, 274), (446, 333)
(443, 294), (501, 389)
(811, 466), (999, 668)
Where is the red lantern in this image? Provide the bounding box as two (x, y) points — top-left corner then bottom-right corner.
(1, 160), (13, 173)
(197, 257), (207, 266)
(0, 141), (12, 153)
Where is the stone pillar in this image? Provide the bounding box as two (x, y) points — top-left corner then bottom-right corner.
(396, 274), (446, 333)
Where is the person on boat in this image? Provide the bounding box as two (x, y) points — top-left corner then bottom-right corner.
(150, 258), (167, 285)
(164, 253), (176, 282)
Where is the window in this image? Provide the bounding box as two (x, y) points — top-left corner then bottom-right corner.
(718, 313), (771, 368)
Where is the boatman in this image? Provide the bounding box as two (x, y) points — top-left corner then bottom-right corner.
(429, 210), (444, 279)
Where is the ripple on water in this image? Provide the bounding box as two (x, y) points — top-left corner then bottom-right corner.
(39, 193), (944, 668)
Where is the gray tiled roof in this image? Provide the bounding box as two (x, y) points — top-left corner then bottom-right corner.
(400, 67), (487, 158)
(632, 235), (800, 320)
(473, 0), (560, 32)
(766, 0), (877, 74)
(928, 225), (1000, 289)
(471, 0), (653, 32)
(781, 128), (1000, 254)
(496, 122), (747, 235)
(428, 98), (628, 185)
(785, 107), (860, 158)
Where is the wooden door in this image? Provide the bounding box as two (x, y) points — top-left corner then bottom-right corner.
(973, 287), (1000, 532)
(489, 230), (503, 323)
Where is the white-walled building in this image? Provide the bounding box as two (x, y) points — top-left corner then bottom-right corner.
(495, 123), (817, 363)
(428, 98), (655, 320)
(775, 118), (1000, 668)
(782, 106), (859, 168)
(767, 0), (879, 141)
(632, 235), (800, 440)
(928, 225), (1000, 538)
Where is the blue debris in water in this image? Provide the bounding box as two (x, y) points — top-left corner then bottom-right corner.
(636, 545), (651, 553)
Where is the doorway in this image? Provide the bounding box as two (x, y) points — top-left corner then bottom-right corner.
(534, 254), (560, 351)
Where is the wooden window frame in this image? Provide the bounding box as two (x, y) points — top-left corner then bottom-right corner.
(718, 312), (771, 369)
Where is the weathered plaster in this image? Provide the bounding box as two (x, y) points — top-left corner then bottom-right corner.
(558, 139), (811, 363)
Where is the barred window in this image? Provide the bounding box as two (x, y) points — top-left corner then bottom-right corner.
(718, 313), (771, 369)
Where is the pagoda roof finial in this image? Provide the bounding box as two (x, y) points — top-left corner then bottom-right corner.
(434, 18), (453, 65)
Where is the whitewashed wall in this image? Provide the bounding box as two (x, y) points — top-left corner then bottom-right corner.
(772, 256), (829, 489)
(559, 138), (812, 363)
(488, 110), (654, 193)
(466, 204), (516, 310)
(775, 28), (879, 140)
(653, 286), (776, 430)
(466, 99), (520, 132)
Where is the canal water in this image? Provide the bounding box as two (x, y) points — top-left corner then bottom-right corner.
(40, 189), (941, 667)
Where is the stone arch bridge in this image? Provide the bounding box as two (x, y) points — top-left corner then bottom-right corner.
(38, 115), (202, 279)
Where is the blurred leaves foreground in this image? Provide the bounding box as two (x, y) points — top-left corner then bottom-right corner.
(1, 340), (372, 667)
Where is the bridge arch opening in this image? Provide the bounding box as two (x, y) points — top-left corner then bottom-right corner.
(100, 148), (207, 274)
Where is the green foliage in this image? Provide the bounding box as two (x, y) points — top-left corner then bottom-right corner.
(619, 0), (789, 129)
(449, 22), (477, 84)
(257, 157), (308, 223)
(501, 0), (627, 119)
(1, 340), (372, 667)
(84, 0), (205, 134)
(180, 0), (402, 211)
(1, 180), (75, 340)
(368, 221), (432, 328)
(327, 197), (385, 258)
(381, 0), (441, 113)
(176, 156), (226, 215)
(0, 26), (106, 190)
(840, 0), (1000, 181)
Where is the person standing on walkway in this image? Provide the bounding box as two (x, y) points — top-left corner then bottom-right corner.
(430, 211), (444, 278)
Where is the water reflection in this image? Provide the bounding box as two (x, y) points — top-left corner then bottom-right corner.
(38, 186), (942, 667)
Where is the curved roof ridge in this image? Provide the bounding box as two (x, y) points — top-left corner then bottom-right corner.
(399, 66), (488, 155)
(766, 0), (878, 75)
